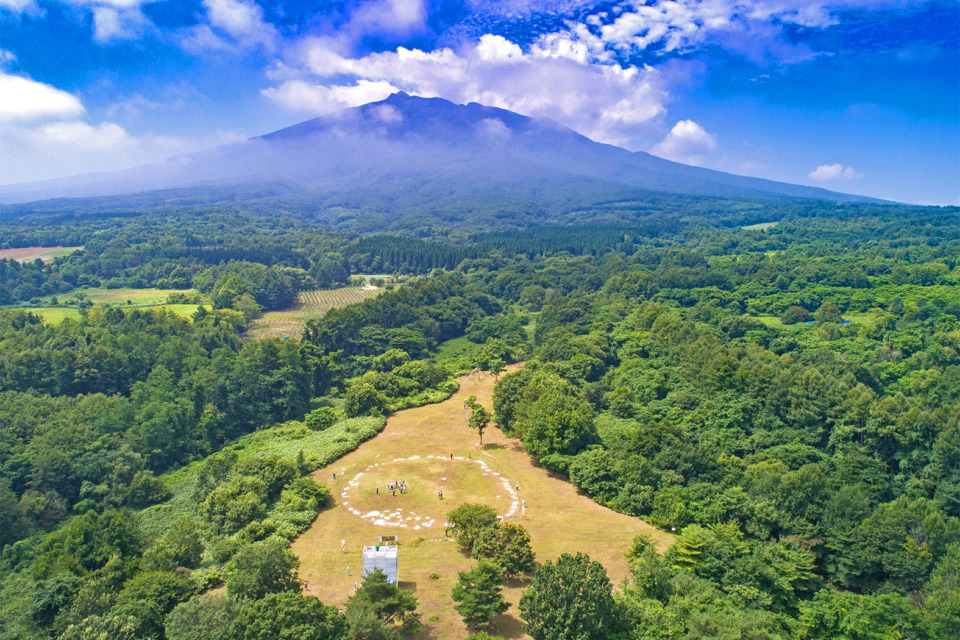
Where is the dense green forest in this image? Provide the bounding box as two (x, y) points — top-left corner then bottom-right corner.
(1, 202), (959, 639)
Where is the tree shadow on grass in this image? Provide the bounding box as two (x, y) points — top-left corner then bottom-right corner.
(482, 440), (525, 454)
(488, 613), (526, 639)
(529, 458), (569, 482)
(503, 575), (532, 590)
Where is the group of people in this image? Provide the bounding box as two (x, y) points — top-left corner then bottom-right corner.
(376, 479), (408, 497)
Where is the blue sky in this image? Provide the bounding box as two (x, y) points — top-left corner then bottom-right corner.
(1, 0), (957, 204)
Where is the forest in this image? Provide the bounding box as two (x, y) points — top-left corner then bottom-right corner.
(1, 200), (959, 640)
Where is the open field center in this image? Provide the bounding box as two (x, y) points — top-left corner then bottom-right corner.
(0, 246), (82, 262)
(293, 364), (672, 640)
(245, 286), (382, 340)
(15, 304), (211, 324)
(71, 287), (193, 305)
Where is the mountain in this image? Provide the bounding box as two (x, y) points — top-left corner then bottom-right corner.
(0, 93), (889, 229)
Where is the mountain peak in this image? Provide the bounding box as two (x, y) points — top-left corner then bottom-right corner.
(0, 95), (886, 207)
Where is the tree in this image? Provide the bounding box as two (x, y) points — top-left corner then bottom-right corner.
(472, 523), (535, 576)
(447, 503), (499, 552)
(797, 589), (929, 640)
(780, 306), (812, 325)
(115, 570), (198, 619)
(466, 396), (492, 444)
(488, 358), (505, 381)
(165, 595), (237, 640)
(226, 537), (300, 600)
(923, 543), (960, 638)
(231, 591), (347, 640)
(58, 614), (142, 640)
(519, 552), (621, 640)
(815, 301), (843, 324)
(452, 560), (509, 629)
(520, 387), (596, 461)
(142, 517), (203, 571)
(344, 383), (388, 417)
(202, 476), (268, 535)
(345, 569), (420, 637)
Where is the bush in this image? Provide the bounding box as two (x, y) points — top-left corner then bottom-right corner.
(279, 477), (331, 512)
(305, 407), (338, 431)
(126, 471), (172, 508)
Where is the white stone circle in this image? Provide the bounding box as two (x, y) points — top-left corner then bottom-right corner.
(339, 455), (520, 530)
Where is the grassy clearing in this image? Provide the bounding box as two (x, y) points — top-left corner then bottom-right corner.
(0, 246), (82, 262)
(15, 308), (83, 323)
(73, 287), (193, 305)
(741, 222), (780, 231)
(245, 286), (382, 340)
(3, 288), (211, 324)
(754, 315), (785, 327)
(293, 365), (672, 640)
(13, 303), (211, 324)
(752, 313), (876, 328)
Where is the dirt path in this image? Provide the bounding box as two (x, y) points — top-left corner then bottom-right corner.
(292, 365), (673, 639)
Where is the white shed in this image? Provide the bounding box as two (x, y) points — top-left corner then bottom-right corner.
(362, 545), (398, 584)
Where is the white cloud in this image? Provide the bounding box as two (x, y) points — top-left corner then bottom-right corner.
(577, 1), (918, 65)
(0, 71), (221, 186)
(205, 0), (266, 38)
(266, 33), (670, 147)
(262, 79), (400, 113)
(91, 5), (149, 42)
(808, 163), (862, 180)
(350, 0), (427, 36)
(0, 0), (37, 11)
(179, 0), (277, 52)
(25, 120), (132, 149)
(0, 73), (85, 122)
(0, 115), (243, 185)
(0, 49), (16, 65)
(650, 119), (717, 165)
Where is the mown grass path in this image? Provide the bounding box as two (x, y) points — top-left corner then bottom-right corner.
(292, 365), (672, 639)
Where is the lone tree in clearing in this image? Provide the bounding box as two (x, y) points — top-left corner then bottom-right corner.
(466, 395), (492, 444)
(473, 522), (536, 576)
(452, 559), (509, 629)
(448, 503), (499, 552)
(488, 357), (505, 380)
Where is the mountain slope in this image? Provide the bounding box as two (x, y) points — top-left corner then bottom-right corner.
(0, 93), (888, 226)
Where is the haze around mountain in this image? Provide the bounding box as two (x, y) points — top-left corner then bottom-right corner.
(0, 93), (888, 229)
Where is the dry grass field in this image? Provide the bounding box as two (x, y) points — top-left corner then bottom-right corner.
(245, 287), (382, 340)
(292, 364), (673, 639)
(0, 246), (82, 263)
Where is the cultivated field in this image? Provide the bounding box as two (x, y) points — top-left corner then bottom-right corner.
(6, 288), (211, 324)
(0, 246), (82, 263)
(293, 365), (672, 640)
(245, 287), (382, 340)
